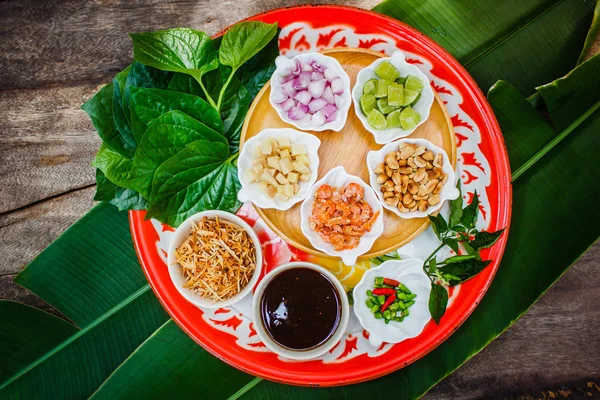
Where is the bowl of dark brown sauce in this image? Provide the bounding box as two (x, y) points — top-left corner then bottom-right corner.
(252, 261), (350, 360)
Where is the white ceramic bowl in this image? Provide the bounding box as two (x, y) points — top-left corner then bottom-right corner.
(269, 52), (351, 132)
(353, 259), (432, 347)
(300, 166), (384, 266)
(167, 210), (263, 309)
(252, 261), (350, 360)
(237, 128), (321, 210)
(352, 51), (434, 144)
(366, 138), (459, 219)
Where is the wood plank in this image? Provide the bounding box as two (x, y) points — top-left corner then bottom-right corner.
(0, 0), (380, 90)
(0, 187), (95, 276)
(0, 83), (102, 213)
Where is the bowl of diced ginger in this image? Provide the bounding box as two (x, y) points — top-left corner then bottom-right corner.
(237, 128), (321, 210)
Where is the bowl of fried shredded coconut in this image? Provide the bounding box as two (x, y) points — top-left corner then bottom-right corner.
(167, 210), (263, 309)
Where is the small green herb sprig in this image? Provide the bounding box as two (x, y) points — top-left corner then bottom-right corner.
(424, 181), (505, 324)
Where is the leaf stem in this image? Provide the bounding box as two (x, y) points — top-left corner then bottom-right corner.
(216, 68), (237, 112)
(423, 242), (446, 282)
(198, 79), (218, 109)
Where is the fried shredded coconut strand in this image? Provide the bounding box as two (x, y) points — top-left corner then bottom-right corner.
(175, 217), (256, 302)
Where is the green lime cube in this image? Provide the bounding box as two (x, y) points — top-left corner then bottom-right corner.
(396, 76), (407, 85)
(410, 92), (422, 106)
(367, 109), (387, 130)
(374, 60), (400, 81)
(405, 75), (424, 92)
(387, 84), (404, 107)
(376, 98), (397, 114)
(386, 109), (402, 128)
(363, 79), (377, 95)
(374, 79), (393, 98)
(360, 94), (376, 115)
(401, 89), (419, 106)
(399, 107), (420, 130)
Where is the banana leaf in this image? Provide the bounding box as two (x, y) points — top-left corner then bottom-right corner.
(373, 0), (596, 94)
(0, 204), (169, 398)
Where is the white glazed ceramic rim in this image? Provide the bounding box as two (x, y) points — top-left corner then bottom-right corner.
(237, 128), (321, 210)
(269, 52), (352, 132)
(251, 261), (350, 360)
(167, 210), (263, 309)
(366, 138), (459, 219)
(299, 166), (384, 266)
(352, 259), (432, 347)
(351, 50), (434, 144)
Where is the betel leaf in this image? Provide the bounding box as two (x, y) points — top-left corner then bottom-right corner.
(470, 229), (506, 250)
(448, 180), (463, 227)
(439, 258), (492, 286)
(219, 21), (278, 71)
(460, 190), (479, 229)
(128, 110), (227, 199)
(146, 141), (240, 227)
(112, 67), (136, 153)
(237, 29), (280, 99)
(91, 144), (134, 189)
(167, 69), (251, 152)
(129, 87), (223, 141)
(94, 169), (147, 211)
(129, 28), (218, 86)
(123, 61), (174, 142)
(83, 83), (135, 159)
(429, 283), (448, 325)
(203, 65), (251, 152)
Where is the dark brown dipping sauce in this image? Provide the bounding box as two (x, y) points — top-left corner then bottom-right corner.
(260, 267), (341, 350)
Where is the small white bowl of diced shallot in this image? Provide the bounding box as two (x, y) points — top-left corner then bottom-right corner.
(269, 53), (352, 132)
(237, 128), (320, 210)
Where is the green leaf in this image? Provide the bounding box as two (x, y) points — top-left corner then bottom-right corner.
(204, 65), (251, 152)
(1, 204), (169, 398)
(219, 21), (278, 71)
(428, 283), (448, 325)
(439, 259), (492, 286)
(470, 229), (506, 250)
(130, 28), (218, 84)
(488, 81), (557, 172)
(236, 29), (280, 99)
(92, 144), (134, 189)
(129, 87), (223, 141)
(442, 254), (477, 264)
(123, 61), (174, 142)
(0, 301), (77, 382)
(112, 67), (136, 152)
(374, 0), (596, 94)
(94, 169), (147, 211)
(460, 190), (479, 229)
(577, 1), (600, 65)
(443, 238), (459, 254)
(82, 83), (135, 158)
(147, 141), (240, 227)
(461, 241), (478, 256)
(428, 214), (447, 240)
(428, 258), (437, 274)
(91, 321), (256, 399)
(448, 180), (463, 227)
(127, 110), (227, 199)
(536, 54), (600, 130)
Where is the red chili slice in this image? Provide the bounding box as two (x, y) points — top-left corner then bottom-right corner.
(372, 288), (396, 296)
(383, 278), (400, 287)
(381, 294), (396, 312)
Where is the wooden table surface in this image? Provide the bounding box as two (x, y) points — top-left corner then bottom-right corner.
(0, 1), (598, 398)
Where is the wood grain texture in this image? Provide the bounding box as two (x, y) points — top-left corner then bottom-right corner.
(241, 48), (455, 259)
(0, 0), (598, 398)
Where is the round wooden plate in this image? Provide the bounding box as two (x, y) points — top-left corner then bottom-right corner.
(240, 48), (456, 259)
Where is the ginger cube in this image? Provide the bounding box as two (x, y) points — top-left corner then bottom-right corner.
(293, 160), (310, 174)
(277, 136), (291, 149)
(267, 156), (281, 171)
(261, 170), (278, 186)
(281, 184), (294, 198)
(291, 143), (307, 156)
(280, 149), (290, 159)
(275, 173), (289, 185)
(274, 193), (289, 202)
(295, 154), (310, 166)
(280, 157), (294, 175)
(299, 173), (311, 182)
(260, 140), (272, 155)
(286, 172), (299, 183)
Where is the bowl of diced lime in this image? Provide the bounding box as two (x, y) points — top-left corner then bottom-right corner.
(351, 51), (434, 144)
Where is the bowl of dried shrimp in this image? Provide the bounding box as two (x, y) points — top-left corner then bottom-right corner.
(300, 166), (384, 266)
(167, 210), (263, 309)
